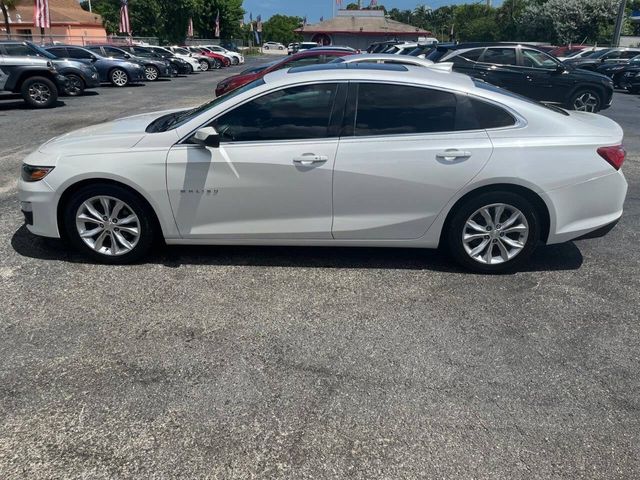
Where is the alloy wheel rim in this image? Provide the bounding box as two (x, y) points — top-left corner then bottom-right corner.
(75, 196), (141, 256)
(573, 92), (599, 112)
(145, 66), (158, 80)
(200, 60), (209, 71)
(112, 70), (128, 86)
(462, 203), (529, 265)
(28, 82), (51, 104)
(66, 75), (82, 94)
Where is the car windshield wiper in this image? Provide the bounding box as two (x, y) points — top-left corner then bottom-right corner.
(146, 111), (187, 133)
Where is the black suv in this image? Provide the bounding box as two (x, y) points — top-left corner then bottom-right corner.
(564, 47), (640, 71)
(427, 43), (614, 112)
(0, 45), (69, 108)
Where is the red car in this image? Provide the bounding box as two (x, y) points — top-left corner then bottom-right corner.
(215, 49), (356, 96)
(548, 45), (590, 58)
(184, 46), (231, 67)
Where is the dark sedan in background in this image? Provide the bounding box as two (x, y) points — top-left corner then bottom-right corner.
(0, 41), (100, 96)
(426, 43), (614, 112)
(45, 45), (146, 87)
(117, 45), (193, 75)
(563, 47), (640, 71)
(84, 45), (172, 81)
(596, 54), (640, 88)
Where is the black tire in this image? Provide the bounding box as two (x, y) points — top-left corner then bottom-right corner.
(212, 59), (221, 69)
(110, 68), (130, 87)
(264, 45), (270, 50)
(63, 74), (85, 96)
(627, 86), (640, 94)
(20, 76), (58, 108)
(144, 65), (160, 81)
(199, 59), (209, 72)
(568, 88), (602, 112)
(231, 57), (239, 65)
(63, 183), (156, 264)
(445, 191), (540, 274)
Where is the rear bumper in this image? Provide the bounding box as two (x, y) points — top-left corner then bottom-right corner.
(543, 170), (627, 244)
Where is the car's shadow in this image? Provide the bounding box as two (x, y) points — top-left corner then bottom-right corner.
(11, 225), (583, 274)
(0, 98), (66, 111)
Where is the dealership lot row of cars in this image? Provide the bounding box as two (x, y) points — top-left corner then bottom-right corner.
(0, 40), (244, 109)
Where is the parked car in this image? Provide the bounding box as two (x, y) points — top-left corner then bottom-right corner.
(548, 45), (589, 58)
(295, 42), (321, 53)
(263, 42), (285, 51)
(0, 41), (99, 96)
(330, 53), (434, 68)
(0, 53), (67, 108)
(143, 45), (202, 73)
(596, 54), (640, 87)
(367, 40), (402, 53)
(84, 45), (173, 81)
(182, 46), (229, 67)
(383, 42), (419, 55)
(45, 45), (146, 87)
(165, 46), (218, 71)
(117, 45), (193, 75)
(18, 63), (627, 273)
(287, 43), (299, 55)
(426, 43), (614, 112)
(201, 45), (244, 65)
(215, 49), (357, 96)
(307, 46), (359, 53)
(563, 47), (640, 71)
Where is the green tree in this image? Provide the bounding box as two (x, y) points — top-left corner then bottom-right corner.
(193, 0), (243, 41)
(262, 14), (303, 45)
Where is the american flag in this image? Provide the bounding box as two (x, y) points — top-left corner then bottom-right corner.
(214, 10), (220, 37)
(119, 0), (131, 34)
(370, 0), (378, 5)
(34, 0), (50, 29)
(336, 0), (342, 5)
(187, 17), (194, 37)
(256, 14), (262, 33)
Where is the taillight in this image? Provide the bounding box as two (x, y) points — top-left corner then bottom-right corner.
(597, 145), (626, 170)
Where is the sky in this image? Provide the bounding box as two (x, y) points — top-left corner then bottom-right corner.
(242, 1), (503, 22)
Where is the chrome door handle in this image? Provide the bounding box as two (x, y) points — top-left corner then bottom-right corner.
(293, 154), (328, 166)
(436, 149), (472, 161)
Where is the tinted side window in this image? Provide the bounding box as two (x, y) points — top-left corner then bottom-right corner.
(46, 47), (68, 58)
(212, 83), (338, 142)
(4, 44), (34, 56)
(354, 83), (458, 136)
(67, 48), (94, 59)
(468, 97), (516, 129)
(278, 55), (323, 70)
(480, 48), (517, 66)
(459, 48), (484, 62)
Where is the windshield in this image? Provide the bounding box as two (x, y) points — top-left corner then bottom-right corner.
(586, 49), (612, 59)
(241, 60), (278, 74)
(28, 43), (56, 59)
(472, 79), (569, 116)
(174, 47), (190, 55)
(146, 78), (266, 133)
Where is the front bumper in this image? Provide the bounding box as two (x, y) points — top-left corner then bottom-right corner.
(18, 176), (60, 238)
(543, 170), (627, 244)
(84, 71), (101, 88)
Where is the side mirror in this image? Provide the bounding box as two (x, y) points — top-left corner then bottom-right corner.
(555, 63), (566, 73)
(124, 53), (131, 58)
(192, 127), (220, 148)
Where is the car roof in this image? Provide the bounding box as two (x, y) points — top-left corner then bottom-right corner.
(338, 53), (434, 65)
(263, 62), (474, 91)
(438, 42), (548, 50)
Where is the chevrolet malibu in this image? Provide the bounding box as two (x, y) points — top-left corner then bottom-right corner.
(18, 64), (627, 273)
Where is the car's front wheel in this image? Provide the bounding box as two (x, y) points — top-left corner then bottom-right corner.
(21, 76), (58, 108)
(231, 57), (239, 65)
(63, 184), (155, 264)
(110, 68), (130, 87)
(63, 74), (85, 96)
(569, 89), (602, 112)
(199, 59), (209, 72)
(144, 65), (160, 81)
(446, 191), (540, 273)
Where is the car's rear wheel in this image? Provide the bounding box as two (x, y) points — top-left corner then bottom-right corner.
(110, 68), (130, 87)
(63, 74), (85, 96)
(144, 65), (160, 81)
(212, 59), (221, 69)
(569, 89), (601, 112)
(446, 191), (540, 273)
(199, 59), (209, 72)
(63, 184), (155, 264)
(21, 76), (58, 108)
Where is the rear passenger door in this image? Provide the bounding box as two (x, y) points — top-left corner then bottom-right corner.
(331, 83), (498, 240)
(475, 47), (526, 95)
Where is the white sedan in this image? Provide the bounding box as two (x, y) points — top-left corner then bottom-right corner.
(18, 64), (627, 272)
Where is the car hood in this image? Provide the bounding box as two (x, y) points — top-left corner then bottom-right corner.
(38, 109), (182, 155)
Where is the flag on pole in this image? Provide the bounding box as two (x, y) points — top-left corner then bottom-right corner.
(34, 0), (50, 29)
(303, 15), (307, 26)
(215, 10), (220, 37)
(187, 17), (194, 37)
(320, 16), (323, 22)
(370, 0), (378, 5)
(119, 0), (130, 34)
(256, 14), (262, 32)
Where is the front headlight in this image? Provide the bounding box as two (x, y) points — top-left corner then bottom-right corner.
(21, 164), (54, 182)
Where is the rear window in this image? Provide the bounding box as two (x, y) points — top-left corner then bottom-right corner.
(467, 98), (516, 129)
(472, 78), (569, 116)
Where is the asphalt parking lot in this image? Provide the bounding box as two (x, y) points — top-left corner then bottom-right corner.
(1, 58), (639, 479)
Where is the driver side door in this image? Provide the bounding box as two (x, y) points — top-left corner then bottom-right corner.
(166, 82), (345, 239)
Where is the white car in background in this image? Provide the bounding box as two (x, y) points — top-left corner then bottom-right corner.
(384, 42), (419, 55)
(557, 47), (609, 62)
(18, 64), (627, 272)
(144, 46), (203, 72)
(201, 45), (244, 65)
(263, 42), (285, 51)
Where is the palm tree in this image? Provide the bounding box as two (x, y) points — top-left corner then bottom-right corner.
(1, 0), (16, 37)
